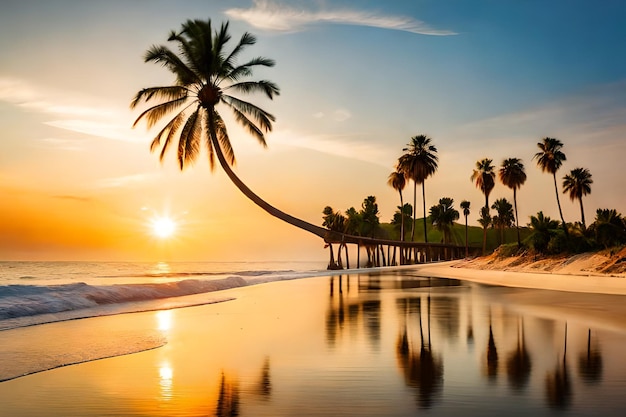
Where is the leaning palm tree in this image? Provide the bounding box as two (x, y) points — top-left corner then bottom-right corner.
(460, 200), (470, 257)
(398, 135), (439, 243)
(388, 170), (407, 241)
(534, 137), (567, 231)
(499, 158), (527, 246)
(562, 167), (593, 229)
(471, 159), (496, 253)
(131, 19), (329, 240)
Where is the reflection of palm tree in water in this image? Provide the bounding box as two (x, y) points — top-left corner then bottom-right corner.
(215, 359), (272, 415)
(578, 328), (603, 384)
(395, 295), (444, 409)
(255, 357), (272, 399)
(215, 372), (240, 417)
(506, 317), (532, 391)
(546, 322), (571, 409)
(485, 310), (498, 381)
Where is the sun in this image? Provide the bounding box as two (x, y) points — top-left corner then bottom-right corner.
(151, 216), (177, 239)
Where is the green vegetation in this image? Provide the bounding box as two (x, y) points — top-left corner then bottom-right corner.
(322, 133), (625, 259)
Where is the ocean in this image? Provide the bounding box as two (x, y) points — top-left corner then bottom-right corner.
(0, 260), (327, 331)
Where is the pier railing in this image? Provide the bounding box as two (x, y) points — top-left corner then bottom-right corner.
(322, 230), (477, 269)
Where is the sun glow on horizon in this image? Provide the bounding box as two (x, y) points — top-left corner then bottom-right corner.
(151, 216), (177, 239)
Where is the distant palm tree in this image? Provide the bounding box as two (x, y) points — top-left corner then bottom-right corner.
(589, 208), (626, 248)
(388, 170), (407, 241)
(398, 135), (439, 243)
(562, 168), (593, 229)
(471, 158), (496, 253)
(131, 19), (328, 240)
(460, 200), (470, 257)
(528, 211), (560, 253)
(478, 207), (492, 253)
(429, 197), (460, 244)
(499, 158), (527, 246)
(534, 137), (567, 231)
(491, 198), (515, 245)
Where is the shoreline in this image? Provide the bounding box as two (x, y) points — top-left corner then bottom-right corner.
(408, 258), (626, 296)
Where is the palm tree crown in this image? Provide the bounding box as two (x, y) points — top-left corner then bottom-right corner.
(131, 19), (279, 170)
(534, 137), (567, 230)
(499, 158), (527, 246)
(388, 170), (407, 241)
(563, 167), (593, 228)
(131, 19), (329, 241)
(429, 197), (460, 244)
(471, 158), (496, 209)
(398, 134), (439, 243)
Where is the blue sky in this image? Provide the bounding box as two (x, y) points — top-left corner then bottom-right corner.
(1, 0), (625, 261)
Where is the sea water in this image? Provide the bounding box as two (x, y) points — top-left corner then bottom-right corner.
(0, 260), (329, 382)
(1, 270), (626, 416)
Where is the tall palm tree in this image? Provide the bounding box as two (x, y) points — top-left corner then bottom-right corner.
(471, 159), (496, 253)
(460, 200), (470, 257)
(562, 167), (593, 229)
(398, 135), (439, 243)
(388, 170), (407, 241)
(499, 158), (527, 246)
(131, 19), (329, 240)
(534, 137), (567, 231)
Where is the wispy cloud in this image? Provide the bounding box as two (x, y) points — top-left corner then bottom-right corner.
(270, 129), (394, 168)
(225, 0), (456, 35)
(0, 77), (145, 144)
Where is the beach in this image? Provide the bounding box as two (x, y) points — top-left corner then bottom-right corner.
(1, 260), (626, 416)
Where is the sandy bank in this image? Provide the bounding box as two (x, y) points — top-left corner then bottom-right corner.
(407, 247), (626, 296)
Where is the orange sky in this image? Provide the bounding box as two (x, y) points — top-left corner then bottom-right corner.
(1, 2), (625, 262)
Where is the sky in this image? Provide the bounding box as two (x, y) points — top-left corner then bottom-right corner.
(1, 0), (625, 262)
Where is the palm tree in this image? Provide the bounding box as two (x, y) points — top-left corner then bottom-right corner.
(562, 167), (593, 229)
(471, 159), (496, 253)
(131, 19), (329, 241)
(528, 211), (560, 253)
(491, 198), (515, 245)
(460, 200), (470, 257)
(388, 170), (407, 241)
(534, 137), (567, 231)
(398, 135), (439, 243)
(428, 197), (460, 244)
(499, 158), (527, 246)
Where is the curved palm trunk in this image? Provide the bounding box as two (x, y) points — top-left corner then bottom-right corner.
(208, 123), (329, 241)
(513, 188), (521, 247)
(552, 173), (568, 235)
(422, 182), (428, 243)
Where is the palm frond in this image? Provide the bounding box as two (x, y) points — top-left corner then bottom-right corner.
(223, 32), (256, 70)
(130, 86), (187, 109)
(177, 107), (201, 169)
(222, 95), (275, 132)
(132, 96), (188, 128)
(149, 111), (185, 161)
(226, 57), (275, 83)
(225, 80), (280, 99)
(144, 45), (200, 86)
(202, 111), (215, 170)
(213, 110), (236, 165)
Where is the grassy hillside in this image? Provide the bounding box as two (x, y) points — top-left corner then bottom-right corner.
(379, 219), (531, 253)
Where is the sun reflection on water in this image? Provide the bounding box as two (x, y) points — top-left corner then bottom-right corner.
(156, 310), (173, 332)
(159, 362), (174, 400)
